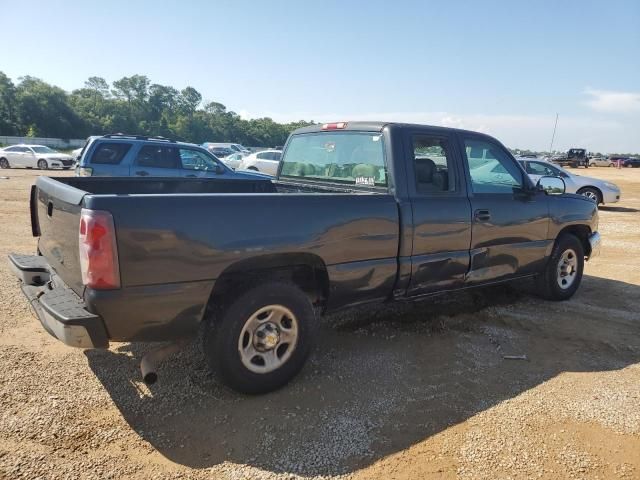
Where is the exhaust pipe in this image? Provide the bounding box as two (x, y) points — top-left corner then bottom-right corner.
(140, 340), (188, 385)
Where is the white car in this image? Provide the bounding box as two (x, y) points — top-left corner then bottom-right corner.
(237, 150), (282, 176)
(202, 142), (251, 155)
(518, 159), (620, 204)
(71, 147), (83, 161)
(0, 145), (75, 170)
(588, 157), (615, 167)
(222, 152), (245, 170)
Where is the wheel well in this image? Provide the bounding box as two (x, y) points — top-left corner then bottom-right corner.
(557, 225), (591, 256)
(206, 254), (330, 314)
(247, 166), (258, 171)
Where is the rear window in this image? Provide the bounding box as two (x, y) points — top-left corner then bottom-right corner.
(281, 132), (386, 187)
(90, 142), (132, 165)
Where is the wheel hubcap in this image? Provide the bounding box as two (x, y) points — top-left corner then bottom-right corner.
(557, 248), (578, 289)
(238, 305), (298, 374)
(582, 191), (598, 201)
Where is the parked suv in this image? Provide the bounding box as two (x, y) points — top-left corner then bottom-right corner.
(75, 134), (265, 180)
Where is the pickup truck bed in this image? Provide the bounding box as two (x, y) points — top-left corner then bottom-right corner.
(18, 175), (399, 345)
(10, 122), (601, 393)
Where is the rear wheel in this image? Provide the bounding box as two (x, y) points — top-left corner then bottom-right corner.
(577, 187), (601, 204)
(203, 282), (316, 394)
(37, 159), (48, 170)
(0, 158), (9, 169)
(535, 234), (584, 301)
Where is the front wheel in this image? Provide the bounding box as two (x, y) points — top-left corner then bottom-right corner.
(577, 187), (601, 204)
(203, 282), (316, 394)
(37, 159), (48, 170)
(0, 158), (9, 169)
(535, 234), (584, 301)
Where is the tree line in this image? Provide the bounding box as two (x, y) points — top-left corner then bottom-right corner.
(0, 72), (314, 147)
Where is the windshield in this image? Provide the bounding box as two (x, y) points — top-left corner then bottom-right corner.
(31, 146), (58, 154)
(281, 132), (387, 187)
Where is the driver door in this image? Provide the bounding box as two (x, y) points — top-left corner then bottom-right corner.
(461, 135), (551, 283)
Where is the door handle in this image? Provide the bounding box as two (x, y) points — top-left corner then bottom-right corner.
(474, 209), (491, 221)
(136, 170), (149, 176)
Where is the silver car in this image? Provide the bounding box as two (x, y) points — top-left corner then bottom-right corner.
(518, 159), (620, 204)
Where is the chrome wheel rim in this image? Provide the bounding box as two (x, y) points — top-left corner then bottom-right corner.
(38, 160), (47, 169)
(582, 190), (598, 202)
(238, 304), (298, 374)
(557, 248), (578, 289)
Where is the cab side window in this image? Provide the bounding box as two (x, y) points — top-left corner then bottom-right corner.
(412, 135), (455, 193)
(463, 139), (523, 193)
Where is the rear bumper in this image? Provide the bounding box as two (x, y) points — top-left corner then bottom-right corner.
(588, 232), (601, 259)
(8, 254), (108, 349)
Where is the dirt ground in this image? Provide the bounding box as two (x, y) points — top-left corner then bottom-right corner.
(0, 167), (639, 479)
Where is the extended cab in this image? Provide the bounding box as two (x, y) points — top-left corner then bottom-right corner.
(10, 122), (600, 393)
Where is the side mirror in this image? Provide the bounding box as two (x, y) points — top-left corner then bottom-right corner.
(537, 176), (565, 195)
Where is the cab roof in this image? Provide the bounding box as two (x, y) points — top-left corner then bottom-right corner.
(291, 121), (496, 139)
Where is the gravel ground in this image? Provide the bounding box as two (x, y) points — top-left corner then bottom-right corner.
(0, 167), (639, 479)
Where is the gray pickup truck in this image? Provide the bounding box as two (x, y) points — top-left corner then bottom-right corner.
(9, 122), (600, 393)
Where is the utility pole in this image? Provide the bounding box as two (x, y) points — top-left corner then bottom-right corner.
(548, 113), (559, 155)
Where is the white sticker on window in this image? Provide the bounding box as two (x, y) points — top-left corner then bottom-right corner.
(372, 135), (381, 142)
(355, 176), (375, 186)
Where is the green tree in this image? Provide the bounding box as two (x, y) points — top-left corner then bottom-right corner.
(0, 72), (17, 135)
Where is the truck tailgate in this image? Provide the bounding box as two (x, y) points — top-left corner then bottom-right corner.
(33, 177), (86, 295)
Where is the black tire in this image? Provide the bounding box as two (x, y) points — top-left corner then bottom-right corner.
(0, 158), (9, 169)
(203, 282), (316, 394)
(577, 187), (601, 204)
(37, 159), (48, 170)
(535, 234), (584, 301)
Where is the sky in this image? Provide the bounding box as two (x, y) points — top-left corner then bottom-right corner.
(1, 0), (639, 153)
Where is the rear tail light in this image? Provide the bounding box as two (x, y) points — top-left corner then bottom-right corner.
(79, 209), (120, 289)
(76, 167), (93, 177)
(321, 122), (347, 130)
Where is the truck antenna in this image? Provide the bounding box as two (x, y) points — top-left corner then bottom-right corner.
(548, 113), (559, 154)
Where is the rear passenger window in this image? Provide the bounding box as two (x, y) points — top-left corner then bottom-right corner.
(135, 146), (180, 169)
(412, 135), (455, 193)
(90, 143), (132, 165)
